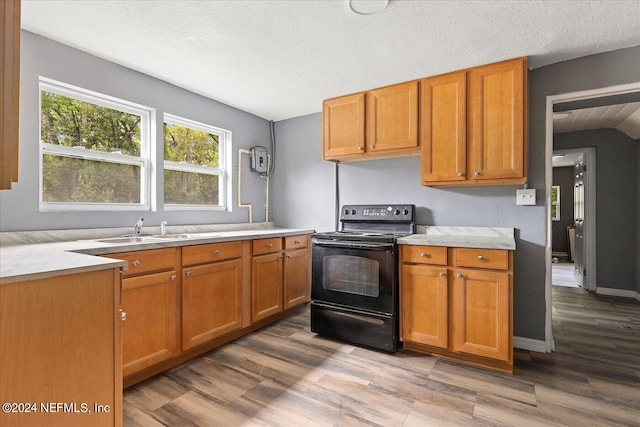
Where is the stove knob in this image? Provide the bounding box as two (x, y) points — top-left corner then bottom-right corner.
(344, 209), (349, 215)
(352, 209), (357, 215)
(395, 209), (401, 215)
(404, 209), (409, 215)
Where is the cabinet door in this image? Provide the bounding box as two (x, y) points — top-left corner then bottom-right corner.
(452, 269), (510, 361)
(122, 271), (178, 377)
(401, 264), (448, 348)
(467, 58), (526, 181)
(252, 252), (283, 322)
(420, 72), (466, 183)
(182, 259), (243, 350)
(283, 248), (309, 309)
(323, 93), (366, 159)
(366, 81), (419, 153)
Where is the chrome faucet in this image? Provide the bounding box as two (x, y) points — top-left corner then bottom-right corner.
(160, 221), (168, 236)
(134, 216), (144, 235)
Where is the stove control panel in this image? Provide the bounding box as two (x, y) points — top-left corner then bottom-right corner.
(340, 204), (415, 221)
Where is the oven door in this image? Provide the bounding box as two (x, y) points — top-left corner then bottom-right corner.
(311, 239), (396, 315)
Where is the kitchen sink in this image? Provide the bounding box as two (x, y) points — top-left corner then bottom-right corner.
(92, 236), (163, 244)
(153, 233), (221, 240)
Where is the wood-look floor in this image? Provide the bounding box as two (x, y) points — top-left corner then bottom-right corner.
(124, 287), (640, 426)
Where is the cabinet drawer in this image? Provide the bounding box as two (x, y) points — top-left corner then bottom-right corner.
(253, 237), (283, 255)
(182, 241), (243, 266)
(402, 245), (447, 265)
(454, 248), (509, 270)
(284, 234), (308, 250)
(104, 248), (177, 277)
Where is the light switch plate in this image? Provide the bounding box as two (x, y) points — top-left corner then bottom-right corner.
(516, 189), (536, 206)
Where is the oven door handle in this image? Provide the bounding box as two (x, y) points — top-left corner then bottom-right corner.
(312, 240), (394, 250)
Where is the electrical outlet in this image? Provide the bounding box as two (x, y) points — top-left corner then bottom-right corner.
(516, 189), (536, 206)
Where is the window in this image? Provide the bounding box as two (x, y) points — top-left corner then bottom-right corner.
(39, 78), (152, 211)
(163, 114), (230, 210)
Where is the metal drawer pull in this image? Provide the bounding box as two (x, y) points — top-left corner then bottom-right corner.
(268, 243), (273, 248)
(420, 252), (427, 257)
(132, 260), (141, 267)
(458, 172), (465, 177)
(186, 272), (192, 278)
(295, 241), (300, 245)
(456, 273), (463, 278)
(171, 275), (176, 281)
(474, 171), (481, 176)
(214, 250), (220, 255)
(120, 309), (127, 321)
(439, 272), (446, 277)
(477, 255), (484, 261)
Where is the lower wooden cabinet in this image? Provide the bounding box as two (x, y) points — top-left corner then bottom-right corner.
(182, 258), (243, 350)
(452, 269), (510, 362)
(252, 251), (284, 322)
(401, 265), (448, 348)
(121, 270), (178, 377)
(284, 247), (310, 309)
(0, 269), (122, 427)
(400, 245), (513, 373)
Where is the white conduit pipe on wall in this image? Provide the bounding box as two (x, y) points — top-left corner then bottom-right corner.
(264, 155), (271, 223)
(237, 149), (253, 223)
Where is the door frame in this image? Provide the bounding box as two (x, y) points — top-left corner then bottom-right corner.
(544, 81), (640, 352)
(551, 147), (596, 290)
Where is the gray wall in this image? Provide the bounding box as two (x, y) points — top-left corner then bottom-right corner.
(554, 129), (638, 291)
(551, 166), (574, 255)
(0, 31), (273, 232)
(273, 44), (640, 342)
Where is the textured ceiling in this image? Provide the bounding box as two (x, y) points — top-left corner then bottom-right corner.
(21, 0), (640, 121)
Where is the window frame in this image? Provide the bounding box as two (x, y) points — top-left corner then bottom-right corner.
(38, 77), (154, 212)
(162, 113), (231, 211)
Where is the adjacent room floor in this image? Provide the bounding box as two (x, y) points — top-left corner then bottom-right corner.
(123, 287), (640, 426)
(551, 261), (581, 288)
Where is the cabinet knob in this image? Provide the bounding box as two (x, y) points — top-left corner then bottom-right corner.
(477, 255), (484, 261)
(439, 272), (446, 277)
(214, 249), (220, 255)
(287, 255), (291, 259)
(120, 309), (127, 321)
(456, 273), (463, 278)
(474, 171), (481, 176)
(370, 144), (375, 150)
(358, 146), (364, 151)
(171, 275), (176, 281)
(186, 272), (192, 278)
(132, 260), (141, 267)
(420, 252), (427, 257)
(294, 240), (300, 245)
(458, 172), (465, 177)
(280, 255), (284, 259)
(268, 243), (273, 248)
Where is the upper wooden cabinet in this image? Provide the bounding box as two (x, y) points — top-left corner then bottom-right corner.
(421, 57), (528, 186)
(1, 0), (21, 190)
(323, 81), (419, 162)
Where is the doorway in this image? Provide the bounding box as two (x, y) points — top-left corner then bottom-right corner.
(544, 81), (640, 352)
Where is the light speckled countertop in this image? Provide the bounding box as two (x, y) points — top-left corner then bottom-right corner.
(0, 223), (314, 285)
(397, 226), (516, 250)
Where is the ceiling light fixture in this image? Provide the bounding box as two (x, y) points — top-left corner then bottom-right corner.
(552, 112), (571, 120)
(349, 0), (389, 15)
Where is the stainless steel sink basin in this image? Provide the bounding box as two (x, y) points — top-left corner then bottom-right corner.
(92, 236), (162, 244)
(153, 233), (221, 240)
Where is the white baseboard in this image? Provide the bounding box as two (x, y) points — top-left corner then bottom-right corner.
(514, 336), (547, 353)
(596, 287), (640, 302)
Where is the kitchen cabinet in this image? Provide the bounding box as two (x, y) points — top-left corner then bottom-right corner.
(0, 269), (122, 427)
(103, 248), (179, 377)
(252, 237), (284, 321)
(1, 0), (21, 189)
(252, 234), (311, 321)
(400, 245), (513, 373)
(421, 57), (527, 186)
(323, 81), (419, 162)
(182, 241), (243, 350)
(283, 235), (310, 309)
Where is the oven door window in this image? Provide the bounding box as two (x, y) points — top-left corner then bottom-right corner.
(323, 255), (379, 297)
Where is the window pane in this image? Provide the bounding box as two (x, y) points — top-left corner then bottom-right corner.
(43, 155), (141, 204)
(164, 170), (219, 205)
(41, 91), (141, 156)
(164, 122), (219, 168)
